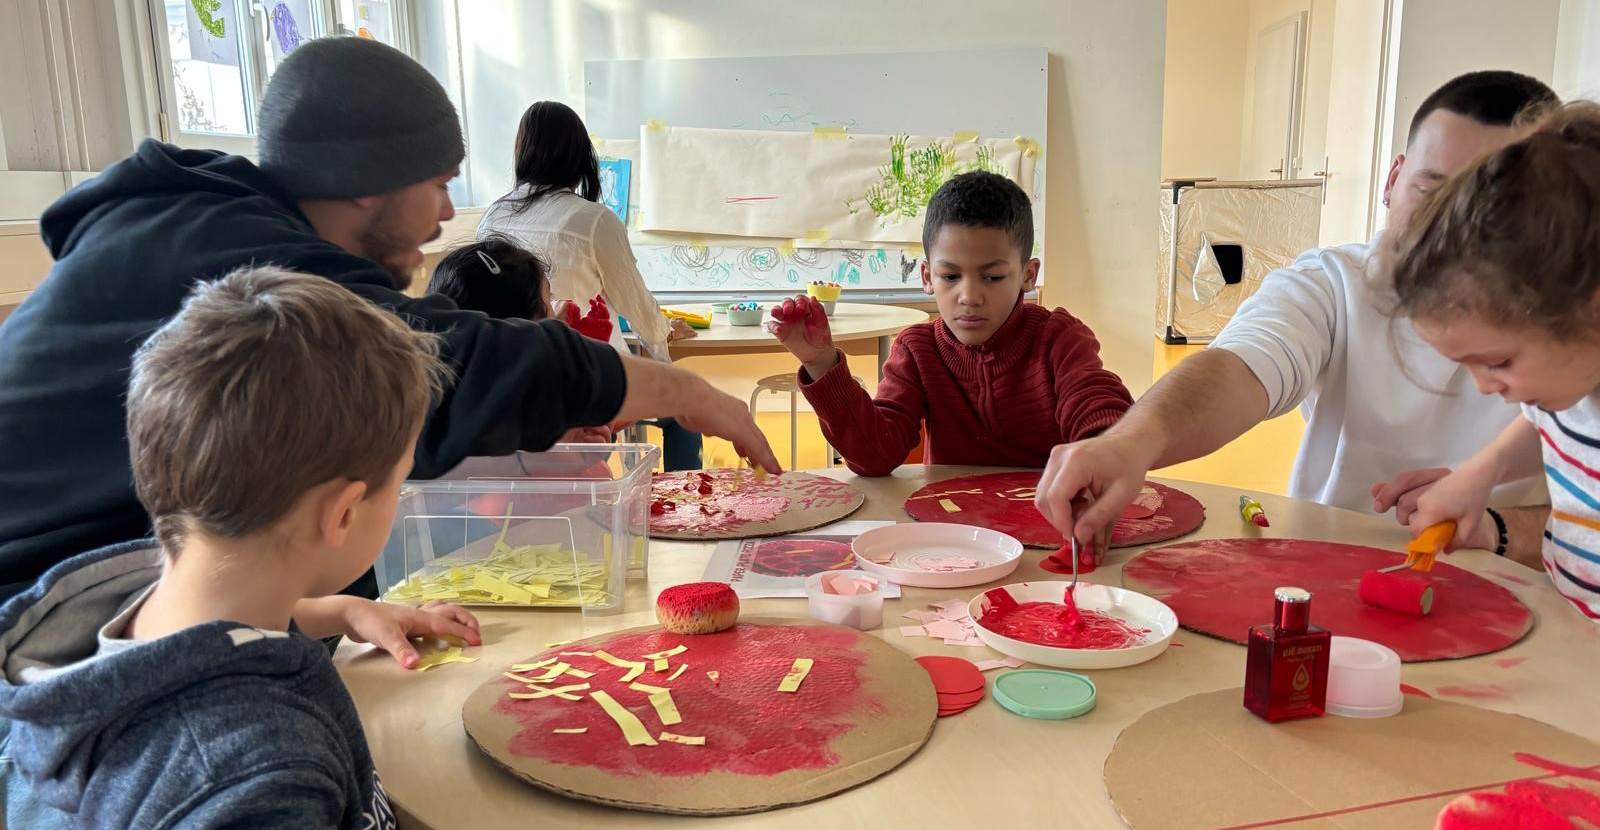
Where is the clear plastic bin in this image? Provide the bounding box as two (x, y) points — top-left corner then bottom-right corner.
(375, 443), (658, 615)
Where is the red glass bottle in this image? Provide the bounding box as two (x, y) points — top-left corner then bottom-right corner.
(1243, 586), (1330, 722)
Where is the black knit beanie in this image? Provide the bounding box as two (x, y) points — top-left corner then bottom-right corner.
(258, 37), (464, 200)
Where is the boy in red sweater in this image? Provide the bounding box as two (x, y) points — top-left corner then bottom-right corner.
(770, 171), (1132, 476)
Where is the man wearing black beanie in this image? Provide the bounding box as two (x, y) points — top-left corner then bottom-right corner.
(0, 37), (779, 600)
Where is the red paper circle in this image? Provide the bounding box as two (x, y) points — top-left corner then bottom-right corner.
(1122, 538), (1534, 662)
(915, 655), (985, 695)
(903, 473), (1205, 549)
(936, 688), (988, 708)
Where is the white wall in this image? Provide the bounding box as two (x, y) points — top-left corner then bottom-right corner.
(1316, 0), (1390, 246)
(1161, 0), (1249, 180)
(1388, 0), (1563, 159)
(1555, 0), (1600, 100)
(427, 0), (1170, 390)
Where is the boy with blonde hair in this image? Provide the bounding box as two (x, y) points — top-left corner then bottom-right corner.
(0, 267), (477, 827)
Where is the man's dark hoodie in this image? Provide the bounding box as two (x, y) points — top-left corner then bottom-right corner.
(0, 141), (626, 598)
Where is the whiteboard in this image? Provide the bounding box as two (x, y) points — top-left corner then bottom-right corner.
(584, 48), (1048, 296)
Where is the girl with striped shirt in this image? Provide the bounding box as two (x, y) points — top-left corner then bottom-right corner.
(1385, 101), (1600, 621)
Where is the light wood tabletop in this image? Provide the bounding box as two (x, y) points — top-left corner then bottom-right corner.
(652, 302), (929, 378)
(334, 465), (1600, 829)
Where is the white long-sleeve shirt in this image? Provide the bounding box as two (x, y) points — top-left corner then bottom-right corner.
(478, 188), (671, 360)
(1210, 234), (1546, 513)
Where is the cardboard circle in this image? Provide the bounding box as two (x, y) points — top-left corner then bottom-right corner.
(1121, 538), (1533, 662)
(1104, 688), (1600, 830)
(903, 473), (1204, 549)
(915, 655), (985, 695)
(650, 470), (865, 540)
(463, 618), (935, 815)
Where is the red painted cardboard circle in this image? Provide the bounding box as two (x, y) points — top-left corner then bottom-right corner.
(650, 470), (864, 540)
(903, 473), (1205, 549)
(1121, 538), (1534, 662)
(937, 688), (988, 708)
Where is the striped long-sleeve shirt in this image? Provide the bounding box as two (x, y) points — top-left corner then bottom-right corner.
(1526, 401), (1600, 621)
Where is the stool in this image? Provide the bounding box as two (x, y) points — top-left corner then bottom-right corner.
(749, 372), (864, 470)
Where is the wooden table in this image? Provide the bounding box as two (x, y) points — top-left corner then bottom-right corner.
(334, 466), (1600, 829)
(653, 302), (929, 379)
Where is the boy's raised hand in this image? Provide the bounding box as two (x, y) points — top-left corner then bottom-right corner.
(767, 296), (838, 377)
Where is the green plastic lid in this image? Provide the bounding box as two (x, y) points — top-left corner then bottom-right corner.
(991, 669), (1098, 720)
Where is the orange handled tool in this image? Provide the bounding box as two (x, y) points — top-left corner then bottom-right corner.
(1402, 520), (1457, 573)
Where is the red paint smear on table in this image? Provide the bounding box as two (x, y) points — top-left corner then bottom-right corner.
(649, 470), (858, 535)
(747, 539), (856, 577)
(1491, 571), (1537, 587)
(1494, 655), (1529, 669)
(1436, 683), (1513, 700)
(904, 473), (1205, 549)
(1399, 683), (1432, 698)
(1121, 538), (1533, 662)
(492, 624), (880, 778)
(1436, 753), (1600, 829)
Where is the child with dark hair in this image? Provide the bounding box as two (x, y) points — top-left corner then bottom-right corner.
(769, 170), (1132, 475)
(1387, 101), (1600, 621)
(427, 234), (553, 322)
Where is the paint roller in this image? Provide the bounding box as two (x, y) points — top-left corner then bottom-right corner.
(1358, 521), (1455, 616)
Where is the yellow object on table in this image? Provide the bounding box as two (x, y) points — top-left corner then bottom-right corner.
(382, 519), (613, 607)
(662, 308), (712, 329)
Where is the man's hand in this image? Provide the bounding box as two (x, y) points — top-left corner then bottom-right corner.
(1035, 433), (1160, 547)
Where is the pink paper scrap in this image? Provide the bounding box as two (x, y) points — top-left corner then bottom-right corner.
(899, 626), (927, 637)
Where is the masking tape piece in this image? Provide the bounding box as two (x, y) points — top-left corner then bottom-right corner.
(591, 690), (658, 746)
(804, 230), (831, 243)
(552, 727), (588, 734)
(779, 239), (797, 257)
(659, 732), (706, 745)
(952, 130), (979, 143)
(811, 125), (847, 139)
(645, 119), (667, 133)
(907, 243), (925, 259)
(777, 658), (814, 693)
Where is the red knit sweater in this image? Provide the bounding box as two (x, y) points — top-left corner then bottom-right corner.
(800, 300), (1133, 476)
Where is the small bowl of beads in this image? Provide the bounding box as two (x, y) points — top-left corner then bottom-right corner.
(727, 302), (765, 326)
(806, 281), (842, 315)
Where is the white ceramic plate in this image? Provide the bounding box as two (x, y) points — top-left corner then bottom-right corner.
(851, 522), (1023, 588)
(966, 581), (1178, 670)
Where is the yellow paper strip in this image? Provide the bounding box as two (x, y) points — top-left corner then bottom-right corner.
(508, 683), (590, 700)
(510, 658), (558, 671)
(668, 664), (688, 682)
(653, 658), (669, 673)
(811, 125), (847, 139)
(560, 651), (595, 657)
(779, 239), (797, 257)
(591, 690), (658, 746)
(545, 640), (573, 648)
(804, 230), (831, 243)
(659, 732), (705, 745)
(629, 683), (683, 726)
(552, 727), (588, 734)
(591, 651), (633, 668)
(1014, 136), (1042, 158)
(645, 119), (667, 133)
(621, 663), (646, 683)
(777, 658), (814, 693)
(707, 670), (720, 684)
(564, 667), (595, 679)
(952, 129), (979, 143)
(939, 498), (961, 513)
(414, 645), (477, 672)
(643, 645), (688, 660)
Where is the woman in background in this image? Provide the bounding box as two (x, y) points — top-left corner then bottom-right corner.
(478, 102), (702, 470)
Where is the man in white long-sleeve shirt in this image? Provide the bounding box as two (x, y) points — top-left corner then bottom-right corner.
(1035, 70), (1557, 567)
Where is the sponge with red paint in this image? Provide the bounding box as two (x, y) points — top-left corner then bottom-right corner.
(656, 582), (741, 634)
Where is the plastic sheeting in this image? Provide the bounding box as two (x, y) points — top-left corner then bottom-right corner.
(1155, 179), (1322, 342)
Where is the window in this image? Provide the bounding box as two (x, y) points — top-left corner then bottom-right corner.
(147, 1), (411, 155)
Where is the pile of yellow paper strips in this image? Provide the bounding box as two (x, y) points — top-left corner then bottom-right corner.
(384, 535), (613, 608)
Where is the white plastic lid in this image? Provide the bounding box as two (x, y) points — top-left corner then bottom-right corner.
(1326, 636), (1403, 718)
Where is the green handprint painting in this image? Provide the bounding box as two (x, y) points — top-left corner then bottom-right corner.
(847, 134), (1004, 222)
(192, 0), (226, 38)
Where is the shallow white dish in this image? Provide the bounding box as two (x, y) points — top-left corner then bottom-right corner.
(966, 581), (1178, 670)
(851, 522), (1022, 588)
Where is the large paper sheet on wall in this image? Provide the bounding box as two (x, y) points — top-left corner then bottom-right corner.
(639, 127), (1035, 245)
